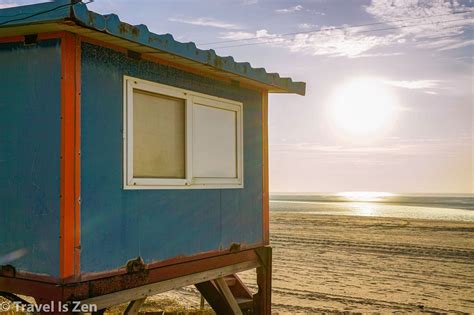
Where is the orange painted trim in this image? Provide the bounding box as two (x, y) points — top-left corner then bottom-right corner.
(0, 32), (67, 44)
(262, 92), (270, 245)
(73, 36), (82, 280)
(60, 32), (80, 281)
(37, 31), (67, 40)
(0, 35), (24, 43)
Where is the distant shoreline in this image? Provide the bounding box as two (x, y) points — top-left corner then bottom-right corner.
(270, 193), (474, 211)
(269, 198), (474, 222)
(270, 199), (474, 211)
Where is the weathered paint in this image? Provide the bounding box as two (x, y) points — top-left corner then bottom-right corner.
(0, 1), (306, 95)
(80, 42), (263, 273)
(0, 39), (62, 276)
(0, 248), (261, 302)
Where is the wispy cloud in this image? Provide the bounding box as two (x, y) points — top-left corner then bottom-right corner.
(270, 137), (471, 156)
(366, 0), (474, 51)
(352, 52), (405, 58)
(219, 0), (472, 58)
(220, 28), (402, 58)
(276, 5), (303, 14)
(383, 79), (443, 90)
(276, 5), (325, 16)
(0, 3), (18, 9)
(168, 17), (241, 30)
(307, 9), (325, 16)
(298, 23), (318, 30)
(438, 39), (474, 51)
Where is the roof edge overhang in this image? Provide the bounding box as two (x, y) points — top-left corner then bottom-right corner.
(0, 0), (306, 96)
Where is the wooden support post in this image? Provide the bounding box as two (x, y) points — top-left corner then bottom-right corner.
(0, 291), (30, 306)
(215, 278), (243, 315)
(200, 294), (205, 309)
(196, 280), (234, 314)
(124, 297), (146, 315)
(254, 247), (272, 315)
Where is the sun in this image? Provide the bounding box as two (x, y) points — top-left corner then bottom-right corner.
(327, 77), (398, 139)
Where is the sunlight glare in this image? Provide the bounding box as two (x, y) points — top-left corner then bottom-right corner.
(352, 203), (378, 216)
(328, 77), (398, 138)
(337, 191), (395, 202)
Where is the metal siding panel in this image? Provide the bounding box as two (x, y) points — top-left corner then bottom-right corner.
(80, 42), (262, 273)
(0, 39), (61, 276)
(139, 190), (221, 261)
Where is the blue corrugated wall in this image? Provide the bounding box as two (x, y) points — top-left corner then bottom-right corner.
(81, 42), (263, 273)
(0, 39), (61, 276)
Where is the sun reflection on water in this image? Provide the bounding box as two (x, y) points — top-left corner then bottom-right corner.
(337, 191), (395, 202)
(351, 202), (378, 216)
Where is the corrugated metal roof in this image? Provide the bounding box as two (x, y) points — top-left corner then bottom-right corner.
(0, 0), (306, 95)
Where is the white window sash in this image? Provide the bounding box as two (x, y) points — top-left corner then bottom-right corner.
(123, 76), (244, 190)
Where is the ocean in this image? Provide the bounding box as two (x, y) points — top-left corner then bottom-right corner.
(270, 193), (474, 221)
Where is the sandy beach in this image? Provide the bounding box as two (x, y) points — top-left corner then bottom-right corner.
(255, 212), (474, 314)
(138, 211), (474, 314)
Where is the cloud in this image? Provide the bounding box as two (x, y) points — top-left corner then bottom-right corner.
(0, 3), (18, 9)
(168, 17), (241, 30)
(307, 9), (325, 16)
(242, 0), (258, 4)
(383, 79), (443, 89)
(351, 52), (405, 58)
(366, 0), (473, 51)
(217, 0), (472, 57)
(220, 29), (273, 41)
(276, 5), (303, 13)
(438, 39), (474, 50)
(298, 23), (318, 30)
(270, 137), (471, 157)
(220, 28), (402, 58)
(271, 143), (405, 154)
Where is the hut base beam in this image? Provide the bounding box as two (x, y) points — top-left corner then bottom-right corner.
(77, 260), (259, 311)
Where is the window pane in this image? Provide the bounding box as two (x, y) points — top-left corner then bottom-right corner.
(193, 104), (237, 178)
(133, 90), (185, 178)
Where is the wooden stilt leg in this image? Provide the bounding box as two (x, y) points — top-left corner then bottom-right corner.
(124, 297), (146, 315)
(196, 280), (237, 315)
(0, 291), (30, 306)
(254, 247), (272, 315)
(200, 294), (205, 309)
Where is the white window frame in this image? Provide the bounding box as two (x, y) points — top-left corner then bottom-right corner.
(123, 76), (243, 190)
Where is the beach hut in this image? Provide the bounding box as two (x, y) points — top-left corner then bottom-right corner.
(0, 1), (305, 313)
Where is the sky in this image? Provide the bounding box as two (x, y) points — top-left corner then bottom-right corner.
(3, 0), (473, 194)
